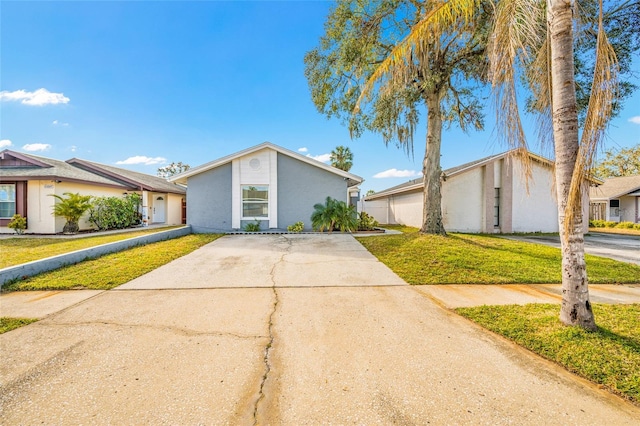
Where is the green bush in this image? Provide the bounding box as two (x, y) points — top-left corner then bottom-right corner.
(604, 221), (618, 228)
(589, 219), (606, 228)
(616, 221), (635, 229)
(311, 197), (357, 232)
(635, 224), (640, 230)
(357, 211), (379, 231)
(244, 219), (261, 232)
(7, 214), (27, 234)
(88, 193), (141, 231)
(287, 221), (304, 232)
(50, 192), (93, 234)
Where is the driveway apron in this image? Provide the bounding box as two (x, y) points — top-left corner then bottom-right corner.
(1, 234), (639, 425)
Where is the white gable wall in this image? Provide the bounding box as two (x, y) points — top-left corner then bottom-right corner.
(231, 148), (278, 229)
(511, 161), (559, 232)
(442, 167), (484, 232)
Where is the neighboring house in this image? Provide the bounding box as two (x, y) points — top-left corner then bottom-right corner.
(362, 151), (593, 233)
(169, 142), (363, 232)
(589, 175), (640, 223)
(0, 149), (185, 234)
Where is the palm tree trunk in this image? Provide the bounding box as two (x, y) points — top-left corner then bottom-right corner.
(421, 90), (446, 235)
(548, 0), (596, 330)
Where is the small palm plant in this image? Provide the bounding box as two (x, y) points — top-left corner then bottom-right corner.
(50, 192), (93, 234)
(311, 197), (338, 232)
(311, 196), (358, 232)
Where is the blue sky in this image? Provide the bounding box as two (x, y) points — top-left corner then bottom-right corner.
(1, 1), (639, 193)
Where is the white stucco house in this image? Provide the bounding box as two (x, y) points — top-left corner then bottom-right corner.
(362, 151), (593, 233)
(0, 150), (186, 234)
(589, 175), (640, 223)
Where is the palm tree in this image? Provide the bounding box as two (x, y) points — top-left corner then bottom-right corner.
(311, 197), (339, 232)
(362, 0), (619, 329)
(330, 146), (353, 172)
(50, 192), (93, 234)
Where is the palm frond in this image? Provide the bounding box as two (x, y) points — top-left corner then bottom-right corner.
(565, 0), (619, 233)
(489, 0), (546, 188)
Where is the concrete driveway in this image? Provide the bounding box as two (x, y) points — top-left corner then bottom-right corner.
(2, 234), (639, 425)
(504, 232), (640, 265)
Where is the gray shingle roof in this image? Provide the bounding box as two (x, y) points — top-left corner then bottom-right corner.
(0, 150), (129, 188)
(67, 159), (186, 194)
(590, 175), (640, 200)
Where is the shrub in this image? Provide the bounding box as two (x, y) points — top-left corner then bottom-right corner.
(7, 214), (27, 234)
(311, 197), (357, 232)
(635, 224), (640, 230)
(50, 192), (93, 234)
(616, 221), (635, 229)
(357, 211), (379, 231)
(589, 219), (606, 228)
(88, 193), (142, 231)
(244, 219), (261, 232)
(604, 221), (618, 228)
(287, 221), (304, 232)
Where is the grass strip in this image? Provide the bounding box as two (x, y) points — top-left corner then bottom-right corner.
(456, 303), (640, 404)
(0, 226), (184, 268)
(2, 234), (221, 292)
(358, 226), (640, 284)
(0, 317), (38, 334)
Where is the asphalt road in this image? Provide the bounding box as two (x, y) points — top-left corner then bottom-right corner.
(1, 234), (639, 425)
(503, 232), (640, 265)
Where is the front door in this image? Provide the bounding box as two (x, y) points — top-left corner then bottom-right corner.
(153, 196), (165, 223)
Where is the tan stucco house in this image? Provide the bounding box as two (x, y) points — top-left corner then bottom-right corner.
(0, 150), (186, 234)
(589, 175), (640, 223)
(362, 151), (593, 233)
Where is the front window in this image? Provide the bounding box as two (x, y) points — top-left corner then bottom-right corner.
(0, 184), (16, 218)
(242, 185), (268, 218)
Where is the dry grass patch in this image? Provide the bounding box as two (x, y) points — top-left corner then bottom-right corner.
(2, 234), (221, 291)
(1, 226), (184, 268)
(0, 317), (38, 334)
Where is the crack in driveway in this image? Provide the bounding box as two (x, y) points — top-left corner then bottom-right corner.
(252, 235), (291, 425)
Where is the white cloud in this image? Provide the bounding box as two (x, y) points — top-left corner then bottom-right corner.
(628, 116), (640, 125)
(0, 88), (70, 106)
(52, 120), (69, 126)
(0, 139), (13, 148)
(69, 145), (78, 152)
(116, 156), (167, 165)
(298, 147), (308, 153)
(306, 153), (331, 163)
(23, 143), (52, 152)
(373, 168), (421, 178)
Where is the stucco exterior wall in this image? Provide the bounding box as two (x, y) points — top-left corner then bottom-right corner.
(186, 163), (232, 233)
(442, 168), (484, 232)
(277, 153), (348, 231)
(511, 161), (559, 232)
(166, 193), (185, 225)
(361, 198), (392, 225)
(619, 196), (638, 223)
(386, 190), (423, 228)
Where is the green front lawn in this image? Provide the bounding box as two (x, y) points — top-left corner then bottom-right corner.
(2, 234), (222, 292)
(1, 226), (184, 268)
(456, 303), (640, 404)
(0, 317), (38, 334)
(357, 226), (640, 284)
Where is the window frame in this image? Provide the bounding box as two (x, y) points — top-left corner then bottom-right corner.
(0, 183), (17, 219)
(241, 184), (269, 219)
